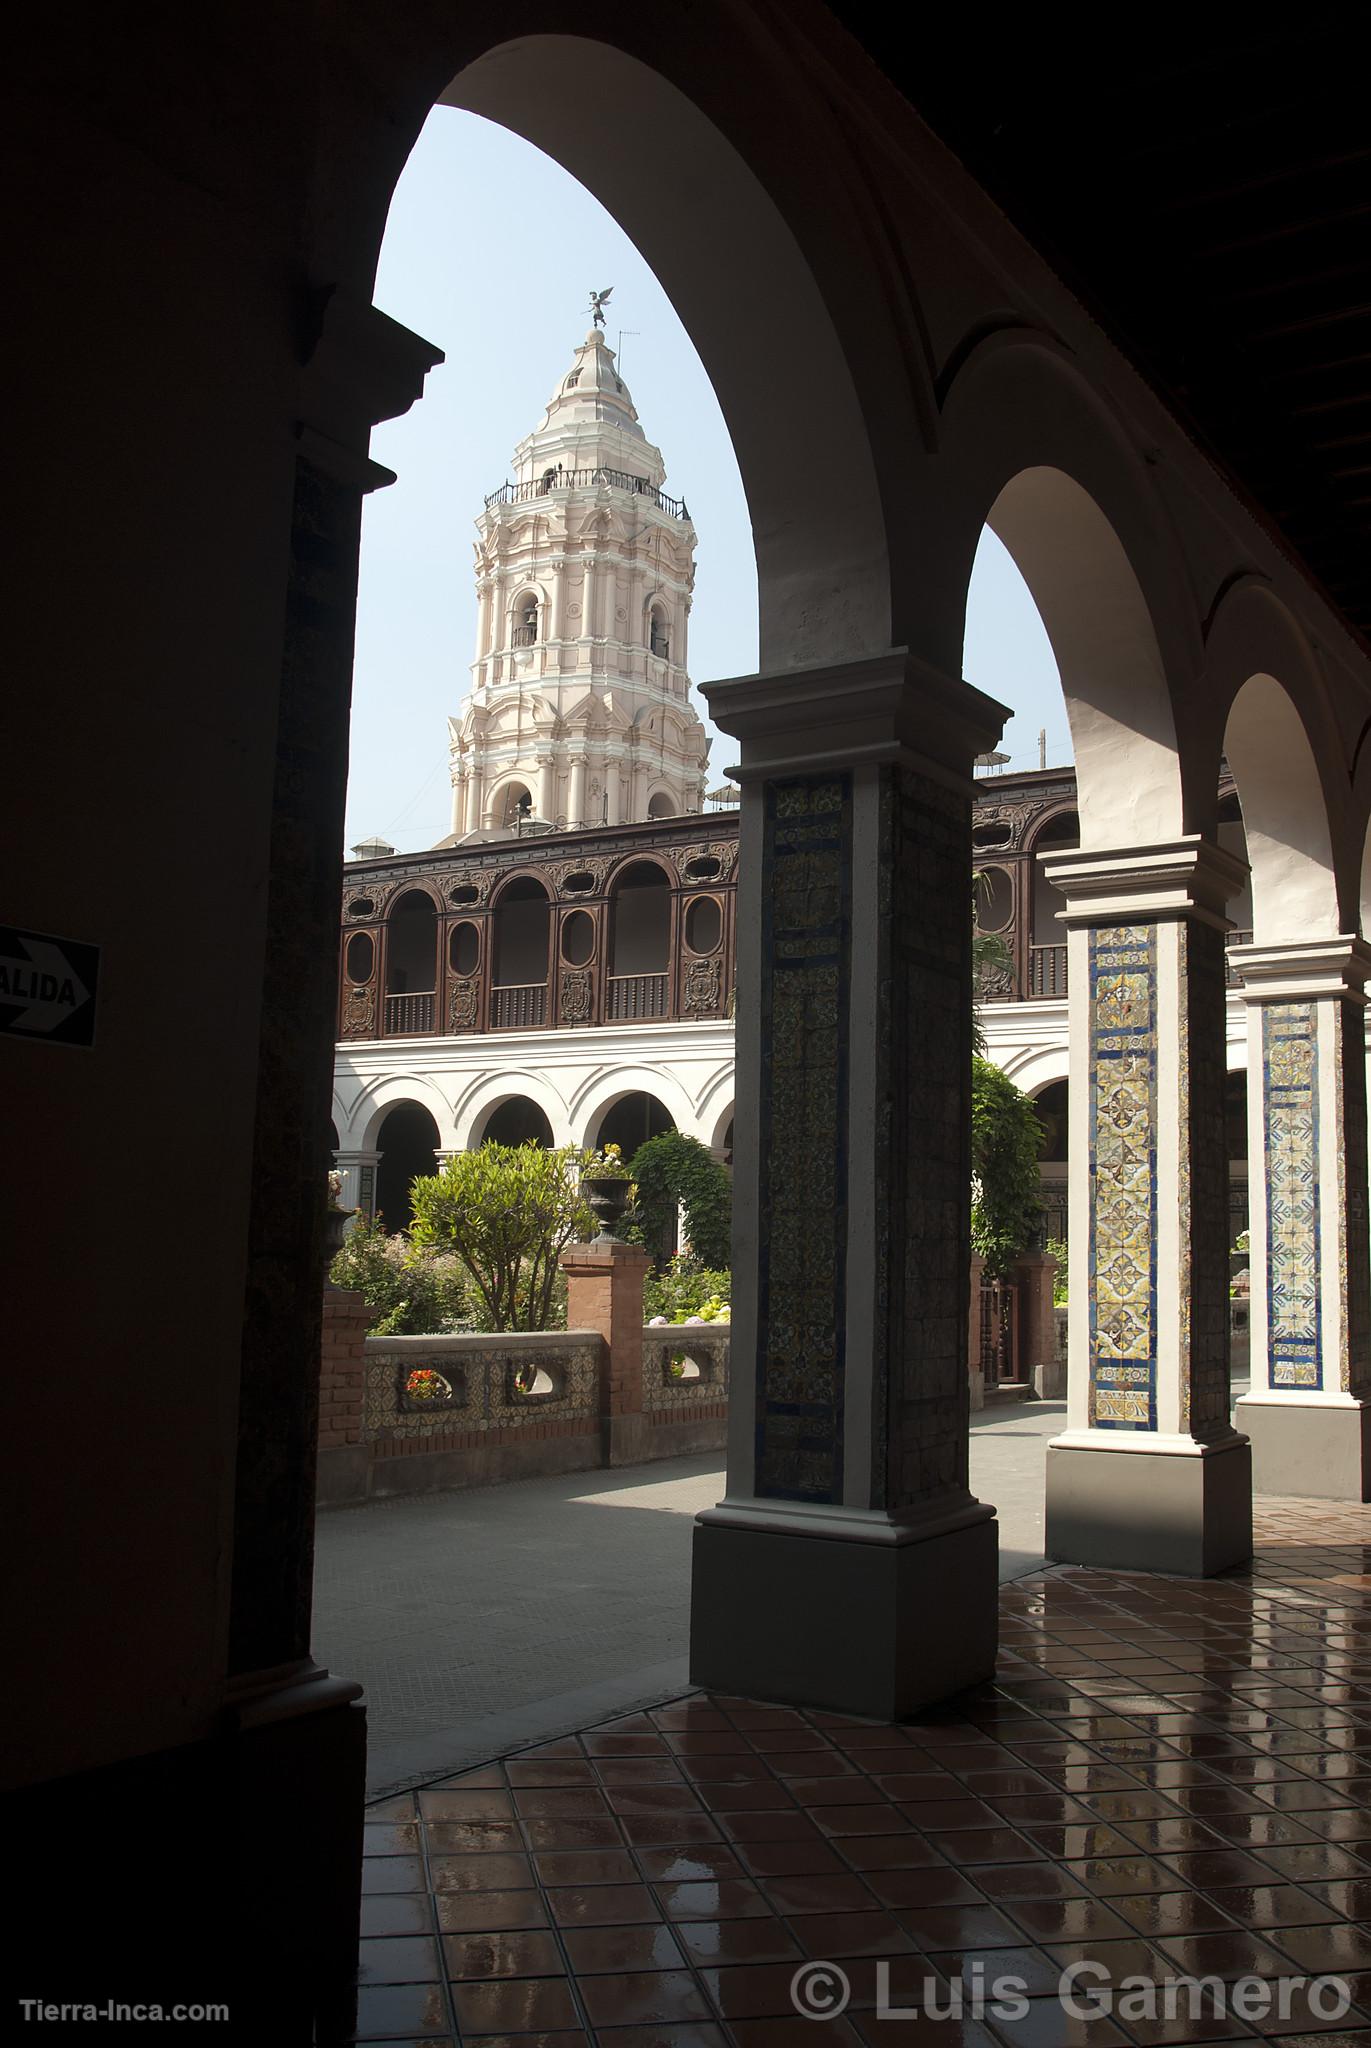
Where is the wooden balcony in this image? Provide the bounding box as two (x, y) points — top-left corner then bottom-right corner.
(608, 972), (669, 1021)
(1028, 942), (1068, 998)
(491, 983), (547, 1030)
(384, 991), (435, 1036)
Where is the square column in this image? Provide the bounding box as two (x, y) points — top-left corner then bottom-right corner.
(1042, 841), (1253, 1575)
(689, 649), (1009, 1720)
(1231, 939), (1371, 1498)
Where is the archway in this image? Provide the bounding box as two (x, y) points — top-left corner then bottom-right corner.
(384, 890), (439, 1035)
(374, 1101), (441, 1232)
(608, 860), (671, 1018)
(594, 1090), (675, 1159)
(491, 876), (551, 1027)
(476, 1096), (555, 1149)
(1222, 675), (1338, 940)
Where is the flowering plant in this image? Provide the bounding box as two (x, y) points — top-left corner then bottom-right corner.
(582, 1142), (632, 1182)
(405, 1367), (453, 1403)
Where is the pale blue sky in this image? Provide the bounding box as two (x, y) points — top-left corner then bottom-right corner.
(349, 109), (1069, 852)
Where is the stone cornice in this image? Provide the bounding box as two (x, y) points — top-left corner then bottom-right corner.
(1041, 837), (1249, 929)
(704, 648), (1009, 793)
(1227, 935), (1371, 1004)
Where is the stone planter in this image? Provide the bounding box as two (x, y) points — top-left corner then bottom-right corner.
(581, 1175), (632, 1241)
(323, 1207), (355, 1268)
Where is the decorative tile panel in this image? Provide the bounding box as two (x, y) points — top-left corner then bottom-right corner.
(1088, 925), (1158, 1429)
(1263, 1002), (1321, 1390)
(755, 774), (851, 1502)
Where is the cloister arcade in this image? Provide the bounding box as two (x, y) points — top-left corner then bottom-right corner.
(12, 7), (1371, 2033)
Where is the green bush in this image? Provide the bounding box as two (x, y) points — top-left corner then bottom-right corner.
(409, 1141), (595, 1332)
(1045, 1236), (1069, 1307)
(971, 1055), (1044, 1278)
(643, 1255), (732, 1324)
(328, 1212), (475, 1335)
(628, 1131), (732, 1270)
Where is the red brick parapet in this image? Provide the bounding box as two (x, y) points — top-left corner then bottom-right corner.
(561, 1240), (653, 1466)
(319, 1287), (375, 1449)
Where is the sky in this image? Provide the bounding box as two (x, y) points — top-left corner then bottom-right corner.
(347, 109), (1070, 853)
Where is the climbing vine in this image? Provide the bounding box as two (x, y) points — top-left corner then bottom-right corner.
(628, 1131), (733, 1270)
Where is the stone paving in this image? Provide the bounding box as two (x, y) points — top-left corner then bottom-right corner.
(351, 1496), (1371, 2045)
(313, 1402), (1065, 1796)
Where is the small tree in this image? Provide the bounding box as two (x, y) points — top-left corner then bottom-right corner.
(628, 1131), (732, 1270)
(409, 1142), (595, 1331)
(971, 1055), (1043, 1277)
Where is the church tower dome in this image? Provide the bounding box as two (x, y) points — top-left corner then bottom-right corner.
(446, 320), (710, 838)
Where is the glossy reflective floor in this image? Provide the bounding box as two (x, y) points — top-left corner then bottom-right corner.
(354, 1498), (1371, 2045)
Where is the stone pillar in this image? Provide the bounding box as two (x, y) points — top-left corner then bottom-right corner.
(1042, 840), (1253, 1575)
(537, 754), (557, 822)
(968, 1253), (986, 1412)
(1230, 938), (1371, 1498)
(333, 1148), (380, 1219)
(689, 650), (1009, 1720)
(561, 1239), (652, 1465)
(317, 1288), (373, 1507)
(569, 755), (588, 829)
(1015, 1251), (1065, 1398)
(606, 758), (622, 825)
(466, 759), (485, 834)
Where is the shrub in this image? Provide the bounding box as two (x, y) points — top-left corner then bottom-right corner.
(628, 1132), (732, 1269)
(408, 1141), (595, 1332)
(328, 1212), (474, 1335)
(971, 1055), (1044, 1278)
(1045, 1236), (1069, 1307)
(644, 1255), (732, 1324)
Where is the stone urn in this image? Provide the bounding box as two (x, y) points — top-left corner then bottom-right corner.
(581, 1175), (632, 1241)
(323, 1206), (355, 1267)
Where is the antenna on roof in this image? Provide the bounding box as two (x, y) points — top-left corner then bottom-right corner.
(616, 329), (640, 371)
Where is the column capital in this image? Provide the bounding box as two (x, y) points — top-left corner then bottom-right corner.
(702, 648), (1009, 794)
(332, 1147), (381, 1167)
(1041, 836), (1248, 930)
(1227, 935), (1371, 1004)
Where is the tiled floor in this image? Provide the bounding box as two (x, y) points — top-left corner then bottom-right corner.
(354, 1498), (1371, 2045)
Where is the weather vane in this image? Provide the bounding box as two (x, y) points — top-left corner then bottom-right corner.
(588, 286), (613, 328)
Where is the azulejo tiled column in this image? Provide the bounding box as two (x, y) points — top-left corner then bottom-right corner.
(1042, 840), (1253, 1575)
(688, 650), (1009, 1720)
(1229, 938), (1371, 1498)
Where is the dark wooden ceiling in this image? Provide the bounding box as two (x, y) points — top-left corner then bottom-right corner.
(832, 16), (1371, 649)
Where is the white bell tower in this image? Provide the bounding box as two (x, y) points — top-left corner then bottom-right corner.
(446, 321), (709, 839)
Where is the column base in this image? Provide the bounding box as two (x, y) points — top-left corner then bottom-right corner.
(1045, 1435), (1252, 1575)
(689, 1505), (998, 1720)
(1237, 1396), (1371, 1501)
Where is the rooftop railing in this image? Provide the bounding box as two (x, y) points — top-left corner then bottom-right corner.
(485, 468), (689, 520)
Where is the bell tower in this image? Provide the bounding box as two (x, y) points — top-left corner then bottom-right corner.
(446, 324), (709, 838)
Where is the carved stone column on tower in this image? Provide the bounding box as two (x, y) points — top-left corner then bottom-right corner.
(689, 649), (1009, 1720)
(1230, 938), (1371, 1498)
(1041, 840), (1253, 1575)
(569, 755), (587, 830)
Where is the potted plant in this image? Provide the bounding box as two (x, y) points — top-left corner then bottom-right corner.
(324, 1169), (357, 1264)
(580, 1143), (635, 1241)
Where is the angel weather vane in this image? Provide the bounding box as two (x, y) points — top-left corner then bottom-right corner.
(588, 286), (613, 328)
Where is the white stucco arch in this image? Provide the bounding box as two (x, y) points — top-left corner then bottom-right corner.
(1222, 675), (1339, 942)
(936, 333), (1192, 849)
(452, 1070), (574, 1150)
(351, 1073), (459, 1152)
(572, 1065), (698, 1149)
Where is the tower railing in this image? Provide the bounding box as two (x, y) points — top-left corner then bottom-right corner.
(485, 469), (689, 520)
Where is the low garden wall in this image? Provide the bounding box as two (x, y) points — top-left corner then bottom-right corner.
(318, 1291), (731, 1507)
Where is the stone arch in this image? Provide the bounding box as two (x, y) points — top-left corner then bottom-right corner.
(573, 1067), (697, 1151)
(1221, 675), (1339, 941)
(937, 333), (1194, 848)
(1201, 578), (1352, 937)
(356, 1073), (456, 1152)
(452, 1071), (573, 1150)
(696, 1064), (738, 1150)
(423, 36), (892, 669)
(486, 778), (537, 831)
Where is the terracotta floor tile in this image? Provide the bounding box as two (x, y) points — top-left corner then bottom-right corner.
(505, 1759), (599, 1788)
(425, 1820), (523, 1856)
(838, 1834), (946, 1872)
(361, 1893), (433, 1936)
(434, 1889), (549, 1933)
(532, 1849), (640, 1887)
(428, 1853), (534, 1894)
(450, 1975), (581, 2033)
(972, 1862), (1090, 1902)
(1106, 1886), (1242, 1937)
(733, 1838), (847, 1877)
(633, 1845), (745, 1883)
(546, 1881), (661, 1926)
(352, 1981), (452, 2034)
(592, 2027), (729, 2048)
(560, 1921), (685, 1973)
(863, 1869), (983, 1911)
(443, 1928), (565, 1980)
(923, 1940), (1063, 1996)
(1206, 1881), (1345, 1928)
(418, 1789), (516, 1822)
(673, 1916), (802, 1966)
(653, 1877), (769, 1920)
(1266, 1921), (1371, 1971)
(522, 1817), (626, 1850)
(576, 1969), (713, 2026)
(1003, 1895), (1138, 1943)
(357, 1936), (443, 1984)
(363, 1857), (429, 1894)
(897, 1904), (1029, 1950)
